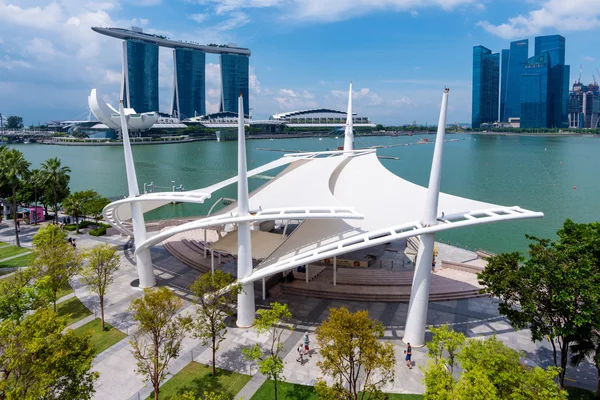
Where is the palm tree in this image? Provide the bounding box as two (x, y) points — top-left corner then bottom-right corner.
(41, 157), (71, 223)
(62, 191), (91, 234)
(570, 329), (600, 399)
(29, 169), (46, 224)
(0, 149), (30, 247)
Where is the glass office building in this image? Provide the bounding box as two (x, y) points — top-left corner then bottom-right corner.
(500, 49), (509, 122)
(173, 48), (206, 119)
(125, 39), (159, 113)
(535, 35), (569, 128)
(500, 39), (529, 121)
(220, 54), (249, 116)
(472, 45), (500, 129)
(521, 52), (550, 128)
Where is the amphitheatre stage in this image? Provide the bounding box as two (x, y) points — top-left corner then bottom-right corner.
(104, 85), (543, 345)
(155, 225), (489, 303)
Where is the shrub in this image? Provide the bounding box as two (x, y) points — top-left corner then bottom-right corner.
(89, 227), (107, 237)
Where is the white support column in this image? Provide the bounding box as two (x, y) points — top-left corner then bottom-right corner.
(236, 94), (255, 328)
(203, 229), (207, 258)
(343, 82), (354, 152)
(333, 256), (337, 286)
(262, 278), (266, 301)
(119, 41), (155, 289)
(211, 250), (214, 275)
(403, 88), (450, 347)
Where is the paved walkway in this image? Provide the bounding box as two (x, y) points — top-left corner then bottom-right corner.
(1, 223), (597, 397)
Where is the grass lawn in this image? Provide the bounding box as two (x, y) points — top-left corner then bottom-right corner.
(0, 242), (6, 247)
(56, 296), (92, 326)
(0, 244), (30, 260)
(73, 318), (127, 355)
(148, 362), (251, 400)
(0, 253), (35, 268)
(567, 387), (595, 399)
(251, 381), (424, 400)
(56, 283), (74, 299)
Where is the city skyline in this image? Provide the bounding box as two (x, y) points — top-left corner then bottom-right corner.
(1, 0), (600, 125)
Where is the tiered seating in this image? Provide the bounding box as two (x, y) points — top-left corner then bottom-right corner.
(163, 239), (212, 273)
(280, 267), (485, 302)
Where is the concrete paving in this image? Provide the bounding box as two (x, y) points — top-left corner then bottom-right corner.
(1, 223), (597, 398)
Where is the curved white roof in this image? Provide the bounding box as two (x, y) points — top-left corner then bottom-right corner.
(88, 89), (158, 132)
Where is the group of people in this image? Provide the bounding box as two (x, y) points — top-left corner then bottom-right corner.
(67, 237), (76, 249)
(294, 333), (413, 369)
(296, 333), (311, 362)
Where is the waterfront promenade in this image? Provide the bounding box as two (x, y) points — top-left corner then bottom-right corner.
(1, 222), (597, 398)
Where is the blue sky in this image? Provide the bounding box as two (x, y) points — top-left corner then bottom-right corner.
(1, 0), (600, 125)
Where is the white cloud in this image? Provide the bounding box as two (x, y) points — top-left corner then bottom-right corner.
(0, 56), (32, 70)
(584, 56), (595, 62)
(331, 87), (383, 105)
(410, 9), (419, 17)
(216, 11), (250, 30)
(190, 13), (208, 23)
(279, 89), (297, 97)
(478, 0), (600, 39)
(249, 66), (261, 94)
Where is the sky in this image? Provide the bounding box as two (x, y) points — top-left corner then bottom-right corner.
(1, 0), (600, 126)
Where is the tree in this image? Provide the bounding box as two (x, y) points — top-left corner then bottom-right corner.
(427, 325), (465, 374)
(478, 224), (600, 388)
(314, 307), (396, 400)
(242, 302), (291, 400)
(0, 308), (98, 400)
(87, 192), (110, 226)
(422, 333), (566, 400)
(81, 244), (121, 331)
(62, 190), (96, 233)
(570, 327), (600, 399)
(32, 224), (83, 311)
(5, 116), (23, 130)
(0, 268), (50, 321)
(0, 148), (30, 247)
(190, 271), (241, 376)
(41, 157), (71, 223)
(130, 287), (192, 400)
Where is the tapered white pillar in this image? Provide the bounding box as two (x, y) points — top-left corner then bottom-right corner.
(119, 41), (155, 288)
(403, 88), (450, 347)
(236, 94), (255, 328)
(343, 82), (354, 151)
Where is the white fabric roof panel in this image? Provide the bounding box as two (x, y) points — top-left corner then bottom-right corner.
(256, 152), (501, 270)
(210, 230), (287, 260)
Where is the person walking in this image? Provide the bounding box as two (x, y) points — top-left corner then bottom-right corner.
(296, 344), (304, 363)
(303, 333), (311, 358)
(405, 342), (412, 369)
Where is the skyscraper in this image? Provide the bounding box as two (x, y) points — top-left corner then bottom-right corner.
(220, 54), (249, 116)
(472, 45), (500, 129)
(125, 39), (159, 113)
(500, 49), (509, 122)
(172, 48), (206, 119)
(521, 52), (550, 128)
(501, 39), (529, 121)
(535, 34), (569, 128)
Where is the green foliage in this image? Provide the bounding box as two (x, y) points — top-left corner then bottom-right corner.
(5, 116), (23, 130)
(422, 333), (566, 400)
(242, 302), (292, 400)
(315, 307), (396, 400)
(129, 287), (192, 400)
(190, 271), (241, 376)
(41, 157), (71, 223)
(73, 318), (127, 355)
(89, 227), (107, 236)
(81, 244), (120, 331)
(169, 391), (231, 400)
(32, 224), (83, 312)
(477, 220), (600, 388)
(0, 148), (30, 247)
(426, 325), (466, 373)
(0, 268), (50, 321)
(62, 190), (99, 233)
(0, 308), (98, 400)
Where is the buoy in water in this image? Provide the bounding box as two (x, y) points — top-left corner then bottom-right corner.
(574, 186), (577, 190)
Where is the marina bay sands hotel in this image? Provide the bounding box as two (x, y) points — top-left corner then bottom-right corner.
(92, 27), (251, 118)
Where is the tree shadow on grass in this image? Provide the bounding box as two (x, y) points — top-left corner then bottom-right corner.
(283, 383), (317, 400)
(171, 369), (234, 399)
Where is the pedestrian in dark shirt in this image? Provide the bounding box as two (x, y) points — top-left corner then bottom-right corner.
(405, 343), (412, 369)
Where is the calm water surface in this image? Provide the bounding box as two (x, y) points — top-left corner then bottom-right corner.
(10, 134), (600, 253)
